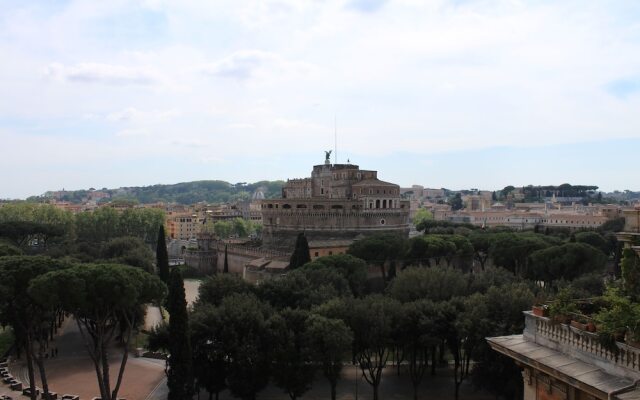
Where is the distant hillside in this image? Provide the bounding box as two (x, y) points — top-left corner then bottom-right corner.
(30, 180), (285, 205)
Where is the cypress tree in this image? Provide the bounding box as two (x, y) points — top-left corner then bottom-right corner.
(167, 267), (194, 400)
(289, 232), (311, 269)
(156, 225), (170, 284)
(223, 245), (229, 273)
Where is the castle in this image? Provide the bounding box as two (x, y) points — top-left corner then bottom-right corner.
(261, 154), (411, 251)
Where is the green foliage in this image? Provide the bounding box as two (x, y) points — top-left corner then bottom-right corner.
(28, 263), (166, 400)
(101, 236), (154, 272)
(38, 180), (285, 205)
(0, 241), (22, 256)
(300, 254), (368, 297)
(167, 268), (194, 400)
(574, 231), (610, 255)
(527, 243), (606, 285)
(190, 304), (228, 399)
(415, 219), (476, 234)
(388, 267), (469, 303)
(75, 207), (164, 246)
(217, 294), (273, 400)
(0, 327), (13, 357)
(289, 233), (311, 269)
(147, 322), (169, 352)
(257, 269), (351, 310)
(305, 314), (353, 400)
(596, 286), (640, 343)
(269, 309), (316, 400)
(197, 274), (254, 307)
(621, 248), (640, 300)
(412, 208), (433, 226)
(213, 220), (232, 238)
(347, 295), (401, 400)
(156, 226), (169, 284)
(449, 193), (463, 211)
(548, 288), (578, 321)
(489, 232), (555, 275)
(598, 217), (626, 233)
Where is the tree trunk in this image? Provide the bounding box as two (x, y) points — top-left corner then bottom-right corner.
(25, 337), (37, 400)
(111, 316), (133, 400)
(330, 381), (337, 400)
(101, 339), (112, 400)
(431, 346), (436, 375)
(35, 346), (52, 400)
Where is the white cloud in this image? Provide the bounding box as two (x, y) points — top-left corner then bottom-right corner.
(44, 62), (163, 86)
(107, 107), (182, 123)
(200, 50), (317, 82)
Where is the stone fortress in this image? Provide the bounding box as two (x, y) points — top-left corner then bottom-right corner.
(261, 153), (411, 251)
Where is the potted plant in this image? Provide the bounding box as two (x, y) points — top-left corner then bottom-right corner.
(595, 287), (639, 351)
(532, 304), (549, 317)
(549, 288), (577, 324)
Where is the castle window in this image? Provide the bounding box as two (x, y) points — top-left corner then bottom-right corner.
(315, 252), (319, 257)
(283, 204), (291, 209)
(380, 219), (386, 225)
(376, 199), (380, 209)
(329, 251), (333, 255)
(383, 200), (387, 208)
(321, 188), (324, 195)
(296, 204), (307, 209)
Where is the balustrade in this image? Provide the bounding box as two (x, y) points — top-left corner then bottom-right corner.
(527, 312), (640, 374)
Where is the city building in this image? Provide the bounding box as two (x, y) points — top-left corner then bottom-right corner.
(260, 155), (411, 250)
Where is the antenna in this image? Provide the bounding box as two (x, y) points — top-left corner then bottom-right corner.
(334, 114), (337, 164)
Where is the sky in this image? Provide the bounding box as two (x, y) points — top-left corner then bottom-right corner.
(1, 0), (640, 199)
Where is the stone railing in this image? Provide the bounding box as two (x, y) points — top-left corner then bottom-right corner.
(524, 311), (640, 380)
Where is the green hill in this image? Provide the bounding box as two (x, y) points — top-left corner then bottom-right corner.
(30, 180), (285, 205)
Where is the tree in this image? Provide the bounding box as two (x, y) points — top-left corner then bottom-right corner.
(527, 243), (606, 286)
(213, 221), (232, 239)
(190, 305), (227, 400)
(29, 263), (166, 400)
(621, 248), (640, 300)
(489, 232), (552, 276)
(397, 300), (440, 400)
(289, 233), (311, 269)
(388, 267), (469, 303)
(167, 267), (194, 400)
(0, 256), (69, 400)
(301, 254), (368, 297)
(223, 245), (229, 273)
(348, 295), (401, 400)
(468, 232), (494, 270)
(306, 314), (353, 400)
(197, 274), (254, 307)
(412, 208), (433, 226)
(348, 233), (407, 281)
(0, 241), (22, 256)
(101, 236), (154, 272)
(574, 231), (610, 255)
(157, 226), (170, 284)
(218, 294), (272, 400)
(269, 309), (316, 400)
(450, 193), (463, 211)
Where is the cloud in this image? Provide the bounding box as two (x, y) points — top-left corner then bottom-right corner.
(200, 50), (315, 81)
(44, 62), (162, 86)
(346, 0), (387, 13)
(107, 107), (181, 123)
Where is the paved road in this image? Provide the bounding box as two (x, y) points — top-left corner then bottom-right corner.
(8, 317), (166, 400)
